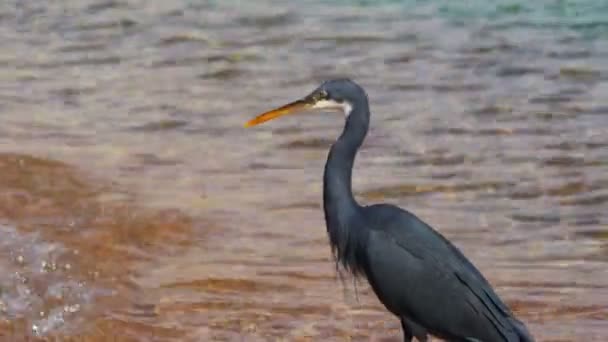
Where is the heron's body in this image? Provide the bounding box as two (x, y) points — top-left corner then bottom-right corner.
(246, 79), (534, 342)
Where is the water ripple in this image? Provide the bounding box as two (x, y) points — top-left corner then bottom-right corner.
(1, 1), (607, 340)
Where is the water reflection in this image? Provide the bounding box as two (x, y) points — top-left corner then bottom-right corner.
(0, 0), (607, 341)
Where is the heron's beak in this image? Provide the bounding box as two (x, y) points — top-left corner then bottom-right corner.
(244, 98), (313, 128)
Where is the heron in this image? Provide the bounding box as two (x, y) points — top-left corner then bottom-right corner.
(244, 79), (534, 342)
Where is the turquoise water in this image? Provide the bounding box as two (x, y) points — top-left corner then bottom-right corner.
(322, 0), (608, 39)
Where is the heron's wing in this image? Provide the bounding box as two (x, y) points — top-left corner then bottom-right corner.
(362, 204), (522, 341)
(365, 228), (518, 341)
(364, 204), (512, 310)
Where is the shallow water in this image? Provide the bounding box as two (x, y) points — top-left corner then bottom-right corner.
(0, 1), (607, 341)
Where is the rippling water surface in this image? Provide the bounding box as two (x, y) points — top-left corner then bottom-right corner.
(1, 1), (607, 341)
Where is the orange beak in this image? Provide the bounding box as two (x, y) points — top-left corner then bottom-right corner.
(244, 99), (313, 128)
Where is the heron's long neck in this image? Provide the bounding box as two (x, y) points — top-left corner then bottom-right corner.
(323, 120), (366, 218)
(323, 101), (369, 271)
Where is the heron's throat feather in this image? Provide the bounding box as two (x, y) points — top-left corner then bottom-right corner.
(313, 99), (353, 117)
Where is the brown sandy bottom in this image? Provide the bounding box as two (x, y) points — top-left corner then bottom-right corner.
(0, 153), (197, 341)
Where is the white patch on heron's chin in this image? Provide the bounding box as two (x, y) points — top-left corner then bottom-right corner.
(313, 99), (353, 117)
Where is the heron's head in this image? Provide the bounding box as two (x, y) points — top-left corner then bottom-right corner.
(245, 78), (367, 127)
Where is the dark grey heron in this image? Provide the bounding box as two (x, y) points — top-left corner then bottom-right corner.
(245, 79), (534, 342)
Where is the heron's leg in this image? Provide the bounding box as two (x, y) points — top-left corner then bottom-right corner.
(401, 318), (428, 342)
(400, 318), (413, 342)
